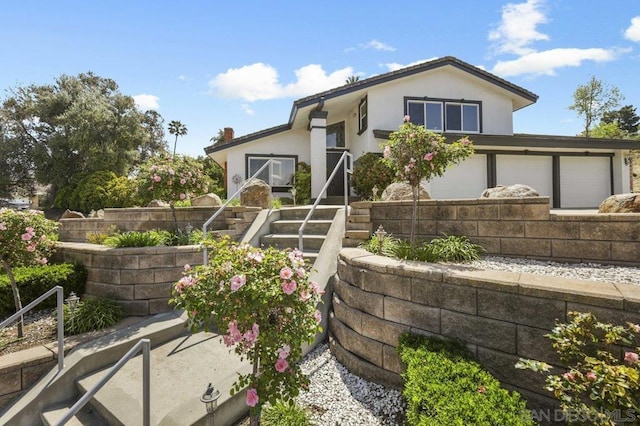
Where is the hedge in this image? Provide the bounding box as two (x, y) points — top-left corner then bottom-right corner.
(398, 333), (535, 425)
(0, 263), (87, 319)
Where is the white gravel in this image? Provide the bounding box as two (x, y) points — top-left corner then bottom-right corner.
(468, 256), (640, 285)
(297, 343), (406, 426)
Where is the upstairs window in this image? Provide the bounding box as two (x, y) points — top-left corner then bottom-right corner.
(405, 98), (481, 133)
(358, 96), (368, 134)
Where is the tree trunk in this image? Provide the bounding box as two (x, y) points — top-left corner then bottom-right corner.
(2, 258), (24, 338)
(410, 184), (418, 245)
(170, 204), (181, 234)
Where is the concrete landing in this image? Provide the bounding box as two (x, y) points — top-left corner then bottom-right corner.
(76, 330), (252, 426)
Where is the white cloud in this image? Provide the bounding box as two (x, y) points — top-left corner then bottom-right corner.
(489, 0), (549, 55)
(210, 63), (355, 101)
(624, 16), (640, 42)
(491, 48), (626, 77)
(362, 39), (395, 52)
(178, 75), (186, 81)
(382, 58), (438, 72)
(241, 103), (255, 115)
(132, 94), (159, 110)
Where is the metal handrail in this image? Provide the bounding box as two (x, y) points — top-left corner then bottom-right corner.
(202, 159), (274, 264)
(298, 151), (353, 251)
(0, 286), (65, 372)
(56, 338), (151, 426)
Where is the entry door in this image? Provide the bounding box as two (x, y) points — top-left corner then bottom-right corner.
(326, 149), (349, 196)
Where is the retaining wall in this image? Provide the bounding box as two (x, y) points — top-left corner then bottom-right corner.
(330, 248), (640, 412)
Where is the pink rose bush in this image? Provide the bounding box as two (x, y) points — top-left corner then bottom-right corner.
(516, 312), (640, 424)
(171, 236), (324, 423)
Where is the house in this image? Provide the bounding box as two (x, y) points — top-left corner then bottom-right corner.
(205, 56), (635, 208)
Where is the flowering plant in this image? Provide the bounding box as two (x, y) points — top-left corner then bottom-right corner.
(383, 116), (474, 242)
(170, 237), (324, 425)
(516, 312), (640, 425)
(0, 208), (58, 337)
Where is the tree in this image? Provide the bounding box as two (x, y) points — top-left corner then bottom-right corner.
(345, 75), (360, 84)
(569, 76), (623, 138)
(168, 120), (187, 158)
(0, 72), (167, 204)
(0, 125), (34, 200)
(210, 129), (225, 145)
(602, 105), (639, 136)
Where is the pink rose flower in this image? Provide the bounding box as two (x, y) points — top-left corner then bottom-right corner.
(625, 352), (639, 363)
(275, 358), (289, 373)
(246, 388), (259, 407)
(0, 222), (6, 230)
(310, 281), (324, 295)
(300, 290), (311, 302)
(184, 264), (191, 271)
(230, 274), (246, 291)
(296, 267), (305, 278)
(180, 178), (186, 185)
(424, 152), (434, 161)
(403, 115), (410, 123)
(179, 193), (186, 200)
(278, 344), (291, 359)
(563, 372), (574, 381)
(313, 310), (322, 323)
(280, 267), (293, 280)
(27, 244), (36, 252)
(282, 280), (297, 295)
(383, 146), (391, 159)
(21, 232), (33, 241)
(39, 258), (48, 265)
(586, 371), (597, 381)
(152, 175), (161, 182)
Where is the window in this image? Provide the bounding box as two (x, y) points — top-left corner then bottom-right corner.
(405, 98), (480, 133)
(358, 96), (368, 134)
(246, 155), (296, 190)
(326, 121), (345, 148)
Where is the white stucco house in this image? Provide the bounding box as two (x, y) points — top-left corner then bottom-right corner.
(205, 56), (635, 208)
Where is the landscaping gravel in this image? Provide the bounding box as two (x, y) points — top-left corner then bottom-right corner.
(468, 256), (640, 285)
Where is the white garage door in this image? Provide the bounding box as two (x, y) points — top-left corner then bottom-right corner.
(496, 155), (553, 198)
(560, 157), (610, 208)
(429, 154), (486, 199)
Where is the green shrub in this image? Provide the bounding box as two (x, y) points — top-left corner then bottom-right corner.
(399, 333), (534, 425)
(290, 162), (311, 205)
(57, 171), (138, 212)
(0, 263), (87, 318)
(64, 296), (124, 335)
(102, 230), (172, 247)
(261, 400), (310, 426)
(351, 152), (395, 199)
(358, 233), (400, 258)
(86, 225), (119, 244)
(422, 234), (484, 262)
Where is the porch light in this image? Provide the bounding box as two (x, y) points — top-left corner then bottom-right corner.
(375, 225), (387, 255)
(65, 292), (80, 314)
(201, 383), (221, 425)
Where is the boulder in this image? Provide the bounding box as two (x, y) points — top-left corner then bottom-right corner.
(191, 193), (223, 207)
(88, 209), (104, 218)
(598, 193), (640, 213)
(481, 184), (539, 198)
(381, 182), (430, 201)
(240, 179), (271, 208)
(60, 209), (85, 219)
(147, 200), (169, 207)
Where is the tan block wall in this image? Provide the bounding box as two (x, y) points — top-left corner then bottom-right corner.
(345, 197), (640, 266)
(331, 248), (640, 411)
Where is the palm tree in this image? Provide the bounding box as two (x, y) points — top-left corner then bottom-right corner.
(210, 128), (225, 144)
(168, 120), (188, 158)
(345, 75), (360, 84)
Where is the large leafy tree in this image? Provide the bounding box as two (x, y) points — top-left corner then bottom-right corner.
(602, 105), (639, 136)
(0, 72), (167, 203)
(569, 76), (623, 138)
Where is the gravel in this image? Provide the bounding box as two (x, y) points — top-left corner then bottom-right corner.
(468, 256), (640, 285)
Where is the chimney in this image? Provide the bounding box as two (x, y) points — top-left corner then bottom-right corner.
(223, 127), (234, 141)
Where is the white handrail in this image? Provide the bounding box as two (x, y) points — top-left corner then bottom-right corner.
(202, 159), (274, 264)
(56, 338), (151, 426)
(298, 151), (352, 252)
(0, 286), (65, 372)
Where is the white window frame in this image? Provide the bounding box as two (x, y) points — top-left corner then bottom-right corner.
(405, 98), (480, 133)
(445, 102), (479, 133)
(246, 156), (296, 189)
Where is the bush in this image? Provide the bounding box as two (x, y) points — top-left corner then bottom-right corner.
(261, 400), (310, 426)
(351, 152), (395, 199)
(290, 162), (311, 205)
(399, 333), (534, 425)
(360, 234), (483, 263)
(0, 263), (87, 318)
(64, 296), (124, 335)
(57, 171), (138, 212)
(102, 230), (172, 248)
(86, 225), (120, 244)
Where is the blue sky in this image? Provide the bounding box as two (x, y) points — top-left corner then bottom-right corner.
(1, 0), (639, 157)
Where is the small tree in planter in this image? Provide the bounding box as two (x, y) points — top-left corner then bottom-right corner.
(0, 208), (58, 337)
(382, 116), (474, 243)
(171, 237), (324, 425)
(135, 154), (212, 230)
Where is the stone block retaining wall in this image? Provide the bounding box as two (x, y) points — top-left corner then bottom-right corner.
(344, 197), (640, 266)
(54, 243), (201, 316)
(331, 248), (640, 411)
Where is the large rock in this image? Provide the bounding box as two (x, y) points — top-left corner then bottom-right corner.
(147, 200), (169, 207)
(598, 193), (640, 213)
(481, 184), (539, 198)
(240, 179), (271, 208)
(381, 182), (430, 201)
(60, 209), (85, 219)
(191, 193), (222, 207)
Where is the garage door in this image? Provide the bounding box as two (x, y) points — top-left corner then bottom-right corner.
(429, 154), (486, 199)
(495, 155), (553, 199)
(560, 157), (610, 208)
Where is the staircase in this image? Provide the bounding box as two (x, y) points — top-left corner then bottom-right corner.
(259, 205), (341, 264)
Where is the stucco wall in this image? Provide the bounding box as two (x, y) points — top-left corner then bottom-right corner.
(331, 248), (640, 412)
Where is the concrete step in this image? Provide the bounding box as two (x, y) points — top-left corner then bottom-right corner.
(270, 219), (333, 235)
(279, 206), (340, 220)
(71, 330), (251, 426)
(41, 401), (108, 426)
(259, 234), (326, 251)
